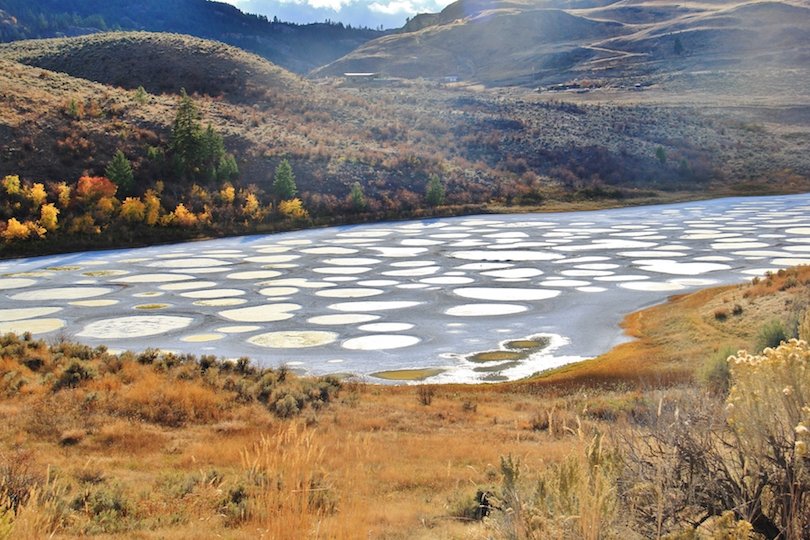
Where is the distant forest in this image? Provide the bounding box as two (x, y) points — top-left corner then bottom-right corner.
(0, 0), (383, 71)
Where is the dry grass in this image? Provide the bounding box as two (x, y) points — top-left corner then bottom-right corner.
(0, 268), (808, 537)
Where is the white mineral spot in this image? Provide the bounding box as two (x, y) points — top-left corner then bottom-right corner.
(397, 284), (431, 289)
(369, 247), (429, 257)
(316, 288), (385, 298)
(357, 280), (399, 286)
(453, 288), (560, 301)
(259, 287), (300, 297)
(342, 335), (420, 350)
(560, 270), (613, 277)
(359, 322), (415, 332)
(540, 279), (590, 287)
(617, 251), (687, 258)
(785, 227), (810, 235)
(12, 287), (113, 301)
(577, 286), (607, 293)
(455, 262), (513, 271)
(619, 282), (685, 292)
(159, 281), (217, 291)
(116, 273), (195, 283)
(277, 239), (312, 245)
(220, 303), (301, 323)
(328, 301), (421, 312)
(446, 304), (528, 316)
(194, 298), (247, 307)
(0, 318), (65, 335)
(323, 258), (381, 266)
(711, 242), (769, 250)
(670, 278), (717, 287)
(301, 247), (358, 255)
(575, 263), (619, 270)
(772, 258), (810, 266)
(481, 268), (543, 279)
(420, 276), (475, 285)
(170, 267), (233, 274)
(382, 267), (440, 277)
(324, 276), (359, 282)
(245, 255), (300, 264)
(181, 289), (245, 299)
(216, 325), (261, 333)
(82, 269), (129, 277)
(313, 267), (372, 275)
(70, 299), (120, 307)
(182, 333), (224, 343)
(149, 258), (230, 268)
(249, 331), (338, 348)
(0, 307), (62, 322)
(77, 316), (193, 339)
(308, 314), (380, 325)
(259, 279), (335, 289)
(390, 260), (435, 268)
(133, 292), (163, 298)
(254, 246), (292, 253)
(594, 275), (651, 282)
(401, 239), (443, 246)
(226, 270), (282, 280)
(634, 260), (730, 275)
(554, 256), (610, 264)
(451, 250), (563, 262)
(555, 240), (657, 252)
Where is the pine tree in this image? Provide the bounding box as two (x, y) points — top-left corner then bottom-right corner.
(106, 149), (135, 194)
(169, 89), (202, 181)
(199, 123), (225, 182)
(217, 154), (239, 182)
(425, 174), (445, 207)
(350, 182), (366, 212)
(273, 159), (297, 200)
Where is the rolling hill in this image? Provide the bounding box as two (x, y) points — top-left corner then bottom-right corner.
(0, 0), (383, 73)
(315, 0), (810, 89)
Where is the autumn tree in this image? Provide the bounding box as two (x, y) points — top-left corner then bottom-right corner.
(425, 174), (446, 207)
(143, 189), (161, 226)
(273, 159), (297, 201)
(2, 175), (21, 196)
(39, 203), (59, 232)
(278, 198), (308, 220)
(119, 197), (146, 223)
(106, 150), (135, 194)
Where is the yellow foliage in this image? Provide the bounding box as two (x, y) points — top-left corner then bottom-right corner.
(172, 203), (198, 227)
(278, 198), (308, 220)
(2, 175), (21, 196)
(143, 189), (161, 226)
(120, 197), (146, 223)
(56, 182), (71, 209)
(242, 193), (261, 219)
(39, 203), (59, 232)
(1, 218), (45, 242)
(27, 182), (47, 209)
(68, 214), (100, 235)
(220, 183), (236, 205)
(94, 196), (118, 219)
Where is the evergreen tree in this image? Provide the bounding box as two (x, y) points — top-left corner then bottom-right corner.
(106, 149), (135, 194)
(350, 182), (366, 212)
(273, 159), (297, 200)
(425, 174), (445, 207)
(199, 123), (225, 182)
(169, 89), (202, 181)
(655, 146), (667, 166)
(217, 154), (239, 182)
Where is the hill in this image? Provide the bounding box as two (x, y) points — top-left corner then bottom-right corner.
(0, 0), (383, 73)
(315, 0), (810, 90)
(1, 31), (809, 257)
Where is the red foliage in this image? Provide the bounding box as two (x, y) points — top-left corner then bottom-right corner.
(76, 176), (117, 200)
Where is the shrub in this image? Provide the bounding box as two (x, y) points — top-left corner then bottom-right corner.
(713, 308), (728, 321)
(417, 386), (435, 406)
(756, 320), (787, 351)
(698, 347), (735, 396)
(53, 361), (94, 391)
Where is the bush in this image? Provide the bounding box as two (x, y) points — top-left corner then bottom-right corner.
(756, 320), (787, 351)
(698, 346), (736, 396)
(52, 361), (94, 391)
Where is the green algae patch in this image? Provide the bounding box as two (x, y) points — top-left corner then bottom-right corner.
(473, 361), (521, 373)
(134, 303), (170, 310)
(469, 351), (526, 363)
(371, 368), (444, 381)
(45, 266), (82, 271)
(505, 337), (550, 351)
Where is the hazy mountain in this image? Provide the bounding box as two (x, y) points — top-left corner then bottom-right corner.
(0, 0), (384, 72)
(315, 0), (810, 88)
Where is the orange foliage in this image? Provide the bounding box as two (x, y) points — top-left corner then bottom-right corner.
(76, 176), (117, 201)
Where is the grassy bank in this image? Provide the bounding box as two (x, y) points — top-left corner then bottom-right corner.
(0, 268), (809, 538)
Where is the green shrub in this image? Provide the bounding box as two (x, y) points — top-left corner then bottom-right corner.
(698, 346), (736, 396)
(756, 320), (787, 351)
(52, 361), (94, 391)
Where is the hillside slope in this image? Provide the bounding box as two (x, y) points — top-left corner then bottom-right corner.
(315, 0), (810, 89)
(0, 0), (383, 73)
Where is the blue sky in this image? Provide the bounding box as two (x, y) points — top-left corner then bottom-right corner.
(220, 0), (453, 29)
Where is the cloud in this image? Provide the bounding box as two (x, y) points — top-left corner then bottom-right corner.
(218, 0), (453, 28)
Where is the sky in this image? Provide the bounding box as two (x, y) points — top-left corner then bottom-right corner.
(220, 0), (454, 29)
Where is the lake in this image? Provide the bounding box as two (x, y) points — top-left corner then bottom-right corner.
(2, 193), (809, 383)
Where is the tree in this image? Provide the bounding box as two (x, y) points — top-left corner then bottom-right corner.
(425, 174), (445, 207)
(655, 146), (667, 165)
(217, 154), (239, 182)
(169, 89), (202, 181)
(278, 198), (308, 220)
(76, 176), (117, 201)
(2, 175), (20, 196)
(26, 182), (47, 210)
(199, 124), (225, 183)
(349, 182), (366, 212)
(273, 159), (297, 200)
(119, 197), (146, 223)
(39, 203), (59, 232)
(106, 150), (135, 194)
(56, 182), (72, 209)
(143, 189), (161, 226)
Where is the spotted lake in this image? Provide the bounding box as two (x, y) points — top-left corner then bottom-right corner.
(2, 194), (809, 383)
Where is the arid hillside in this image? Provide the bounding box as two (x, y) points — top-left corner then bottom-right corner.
(316, 0), (810, 91)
